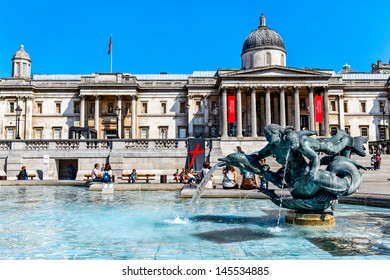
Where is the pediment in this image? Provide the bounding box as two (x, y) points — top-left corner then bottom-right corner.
(219, 66), (333, 79)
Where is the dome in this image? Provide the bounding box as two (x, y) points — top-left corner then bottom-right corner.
(12, 45), (31, 61)
(242, 14), (285, 55)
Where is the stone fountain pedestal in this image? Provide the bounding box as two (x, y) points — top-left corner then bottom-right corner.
(285, 210), (335, 226)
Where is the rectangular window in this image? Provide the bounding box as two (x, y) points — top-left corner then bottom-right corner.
(344, 126), (350, 135)
(125, 127), (131, 139)
(9, 102), (15, 113)
(178, 127), (187, 138)
(141, 102), (148, 114)
(34, 128), (43, 139)
(53, 128), (62, 139)
(161, 102), (167, 114)
(195, 101), (201, 113)
(140, 127), (149, 139)
(7, 128), (15, 140)
(179, 102), (186, 114)
(379, 126), (386, 140)
(159, 127), (168, 139)
(74, 101), (80, 114)
(90, 103), (95, 114)
(194, 125), (203, 138)
(330, 126), (338, 136)
(55, 102), (61, 114)
(108, 102), (114, 114)
(344, 101), (348, 113)
(300, 98), (306, 110)
(330, 100), (336, 112)
(360, 126), (368, 137)
(360, 101), (366, 113)
(37, 102), (43, 114)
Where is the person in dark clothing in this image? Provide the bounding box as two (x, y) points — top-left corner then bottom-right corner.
(17, 166), (28, 180)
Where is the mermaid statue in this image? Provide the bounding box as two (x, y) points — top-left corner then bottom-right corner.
(218, 124), (367, 212)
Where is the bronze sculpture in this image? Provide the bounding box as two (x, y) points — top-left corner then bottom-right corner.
(219, 124), (367, 212)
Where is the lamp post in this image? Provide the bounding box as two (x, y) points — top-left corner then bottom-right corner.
(15, 105), (22, 139)
(380, 101), (386, 142)
(208, 106), (219, 137)
(114, 105), (121, 138)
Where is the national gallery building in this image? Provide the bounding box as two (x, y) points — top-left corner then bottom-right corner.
(1, 14), (390, 145)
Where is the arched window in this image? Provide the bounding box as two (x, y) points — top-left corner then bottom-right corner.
(266, 52), (271, 66)
(281, 54), (285, 66)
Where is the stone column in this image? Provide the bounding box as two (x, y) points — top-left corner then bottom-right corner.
(265, 87), (271, 125)
(294, 86), (301, 130)
(250, 87), (257, 137)
(117, 95), (122, 138)
(131, 95), (137, 139)
(308, 86), (315, 131)
(338, 94), (345, 130)
(323, 86), (330, 136)
(221, 87), (228, 137)
(94, 95), (100, 137)
(25, 96), (33, 139)
(80, 95), (85, 127)
(188, 95), (194, 137)
(259, 93), (265, 135)
(279, 86), (286, 127)
(236, 87), (243, 138)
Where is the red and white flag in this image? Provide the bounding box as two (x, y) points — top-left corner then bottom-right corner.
(108, 35), (112, 55)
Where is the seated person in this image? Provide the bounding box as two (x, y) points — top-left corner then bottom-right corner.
(173, 169), (180, 182)
(179, 168), (186, 183)
(240, 170), (258, 190)
(130, 169), (137, 183)
(259, 175), (268, 190)
(101, 163), (112, 183)
(222, 166), (239, 189)
(91, 163), (101, 181)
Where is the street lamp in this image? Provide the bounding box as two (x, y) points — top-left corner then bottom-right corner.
(380, 101), (386, 142)
(15, 105), (22, 139)
(114, 105), (121, 138)
(208, 106), (219, 137)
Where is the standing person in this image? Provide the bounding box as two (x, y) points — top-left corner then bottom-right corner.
(91, 163), (101, 181)
(259, 175), (268, 190)
(200, 161), (213, 188)
(17, 166), (28, 180)
(130, 169), (137, 183)
(222, 166), (239, 189)
(68, 164), (77, 180)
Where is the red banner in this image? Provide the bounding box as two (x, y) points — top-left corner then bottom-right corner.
(227, 95), (236, 123)
(315, 95), (323, 123)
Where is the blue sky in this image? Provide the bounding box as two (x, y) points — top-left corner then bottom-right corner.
(1, 0), (389, 77)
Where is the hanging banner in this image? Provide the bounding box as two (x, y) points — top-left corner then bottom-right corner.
(227, 95), (236, 123)
(185, 138), (205, 172)
(315, 95), (323, 123)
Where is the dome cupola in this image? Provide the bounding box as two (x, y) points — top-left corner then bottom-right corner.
(12, 45), (32, 79)
(241, 14), (287, 69)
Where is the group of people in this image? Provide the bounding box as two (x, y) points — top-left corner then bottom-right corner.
(173, 162), (212, 187)
(370, 154), (382, 170)
(221, 164), (268, 190)
(91, 163), (114, 182)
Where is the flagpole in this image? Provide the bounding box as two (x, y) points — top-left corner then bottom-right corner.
(110, 34), (113, 73)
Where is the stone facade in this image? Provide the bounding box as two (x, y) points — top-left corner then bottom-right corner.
(0, 14), (389, 179)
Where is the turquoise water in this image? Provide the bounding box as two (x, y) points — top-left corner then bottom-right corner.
(0, 186), (389, 260)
